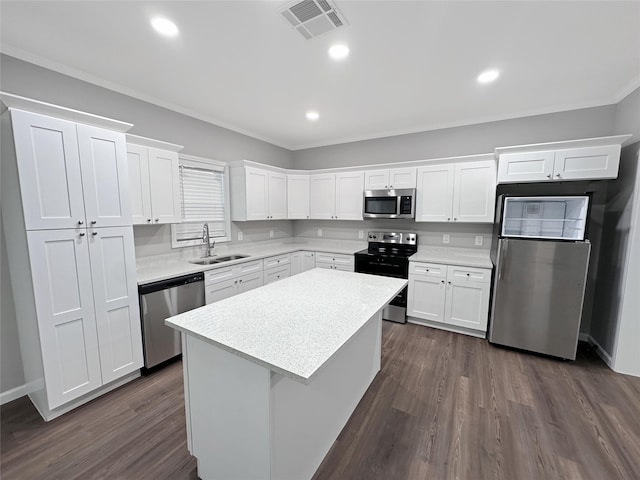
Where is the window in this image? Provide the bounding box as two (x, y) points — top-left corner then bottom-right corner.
(171, 154), (231, 248)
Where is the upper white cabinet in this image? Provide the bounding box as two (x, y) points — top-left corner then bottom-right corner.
(230, 164), (287, 221)
(415, 160), (496, 223)
(126, 135), (182, 225)
(309, 171), (364, 220)
(495, 135), (631, 184)
(11, 109), (131, 230)
(287, 174), (310, 219)
(364, 167), (417, 190)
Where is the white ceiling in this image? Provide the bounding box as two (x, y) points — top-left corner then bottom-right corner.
(1, 1), (639, 150)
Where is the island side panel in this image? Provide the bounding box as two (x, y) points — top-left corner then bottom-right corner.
(181, 335), (192, 454)
(270, 311), (383, 480)
(185, 334), (271, 480)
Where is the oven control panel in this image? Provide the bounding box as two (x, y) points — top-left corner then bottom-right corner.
(367, 231), (417, 245)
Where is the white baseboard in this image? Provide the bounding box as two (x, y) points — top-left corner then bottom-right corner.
(585, 334), (614, 368)
(406, 317), (486, 339)
(0, 383), (30, 405)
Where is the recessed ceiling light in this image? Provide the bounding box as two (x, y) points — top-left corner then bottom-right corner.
(306, 111), (320, 121)
(328, 44), (350, 60)
(477, 69), (500, 84)
(151, 17), (179, 37)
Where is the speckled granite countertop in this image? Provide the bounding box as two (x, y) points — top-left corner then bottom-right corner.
(136, 239), (367, 285)
(165, 269), (406, 384)
(409, 246), (493, 269)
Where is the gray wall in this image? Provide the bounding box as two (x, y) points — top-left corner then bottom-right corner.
(292, 105), (617, 170)
(614, 86), (640, 140)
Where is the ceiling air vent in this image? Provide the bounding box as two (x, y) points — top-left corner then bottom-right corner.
(280, 0), (348, 40)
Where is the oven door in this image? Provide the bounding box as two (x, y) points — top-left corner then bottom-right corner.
(363, 189), (415, 219)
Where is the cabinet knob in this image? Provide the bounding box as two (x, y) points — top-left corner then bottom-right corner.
(239, 279), (243, 283)
(448, 281), (452, 285)
(426, 269), (429, 272)
(277, 275), (280, 278)
(389, 185), (393, 188)
(385, 185), (388, 188)
(447, 217), (451, 221)
(147, 218), (152, 223)
(454, 218), (457, 221)
(234, 280), (238, 284)
(466, 273), (470, 276)
(92, 231), (98, 236)
(307, 215), (309, 219)
(155, 218), (159, 222)
(556, 173), (561, 178)
(546, 174), (551, 178)
(441, 280), (445, 284)
(79, 232), (86, 237)
(91, 220), (97, 225)
(77, 220), (84, 225)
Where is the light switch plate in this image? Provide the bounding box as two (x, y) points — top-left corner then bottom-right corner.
(238, 231), (243, 241)
(358, 230), (364, 239)
(317, 228), (323, 237)
(269, 229), (274, 238)
(475, 235), (483, 246)
(443, 234), (450, 244)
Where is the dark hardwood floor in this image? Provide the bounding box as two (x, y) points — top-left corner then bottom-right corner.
(2, 323), (639, 479)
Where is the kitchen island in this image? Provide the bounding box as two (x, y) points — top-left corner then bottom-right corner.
(166, 269), (407, 480)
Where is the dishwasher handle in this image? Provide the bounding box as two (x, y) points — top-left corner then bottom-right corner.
(139, 272), (204, 295)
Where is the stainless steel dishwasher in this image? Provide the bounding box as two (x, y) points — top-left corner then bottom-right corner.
(138, 272), (204, 370)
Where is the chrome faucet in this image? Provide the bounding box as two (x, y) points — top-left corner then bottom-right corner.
(202, 223), (214, 258)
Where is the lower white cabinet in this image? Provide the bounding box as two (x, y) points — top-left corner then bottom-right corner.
(205, 259), (264, 304)
(408, 262), (491, 334)
(291, 251), (315, 275)
(315, 252), (354, 271)
(264, 254), (291, 284)
(27, 226), (143, 409)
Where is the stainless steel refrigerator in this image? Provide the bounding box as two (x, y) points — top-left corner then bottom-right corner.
(488, 195), (591, 360)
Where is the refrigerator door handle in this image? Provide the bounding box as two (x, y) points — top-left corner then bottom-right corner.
(498, 239), (508, 280)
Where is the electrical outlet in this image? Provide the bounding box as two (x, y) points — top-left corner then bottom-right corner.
(358, 230), (364, 239)
(442, 234), (450, 244)
(269, 229), (274, 238)
(475, 235), (483, 246)
(317, 228), (323, 237)
(237, 231), (243, 241)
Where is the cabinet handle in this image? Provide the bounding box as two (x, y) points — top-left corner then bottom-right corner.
(147, 218), (152, 223)
(77, 220), (84, 225)
(79, 232), (86, 237)
(92, 231), (98, 236)
(91, 220), (97, 225)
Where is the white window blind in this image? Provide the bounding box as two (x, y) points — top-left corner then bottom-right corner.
(174, 163), (227, 243)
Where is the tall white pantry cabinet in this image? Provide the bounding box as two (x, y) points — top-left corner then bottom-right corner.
(1, 95), (143, 421)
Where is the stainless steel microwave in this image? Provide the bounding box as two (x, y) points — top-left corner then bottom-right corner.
(363, 189), (416, 219)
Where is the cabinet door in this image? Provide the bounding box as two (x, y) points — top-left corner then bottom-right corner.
(238, 271), (264, 293)
(127, 144), (152, 225)
(148, 148), (181, 224)
(205, 278), (238, 304)
(444, 276), (490, 332)
(264, 265), (291, 284)
(287, 175), (310, 219)
(309, 174), (336, 219)
(452, 161), (496, 223)
(27, 229), (102, 409)
(364, 170), (390, 190)
(407, 274), (446, 323)
(388, 167), (417, 189)
(11, 110), (86, 230)
(88, 226), (143, 384)
(335, 171), (364, 220)
(290, 252), (302, 276)
(497, 151), (555, 183)
(77, 125), (132, 228)
(553, 145), (621, 181)
(301, 252), (315, 272)
(245, 167), (270, 221)
(268, 172), (287, 219)
(415, 164), (454, 222)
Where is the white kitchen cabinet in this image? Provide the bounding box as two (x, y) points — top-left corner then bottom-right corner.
(309, 171), (364, 220)
(127, 136), (183, 225)
(495, 136), (630, 184)
(408, 262), (491, 334)
(287, 174), (310, 219)
(205, 259), (265, 304)
(11, 109), (131, 230)
(238, 271), (264, 293)
(315, 252), (354, 271)
(206, 278), (238, 304)
(264, 265), (291, 284)
(415, 160), (496, 223)
(291, 251), (316, 275)
(364, 167), (417, 189)
(230, 164), (287, 221)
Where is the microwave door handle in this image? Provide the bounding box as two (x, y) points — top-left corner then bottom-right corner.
(397, 195), (402, 215)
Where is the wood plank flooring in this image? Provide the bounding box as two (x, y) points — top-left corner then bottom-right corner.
(2, 323), (639, 479)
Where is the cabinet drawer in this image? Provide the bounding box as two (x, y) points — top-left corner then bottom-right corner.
(264, 265), (291, 284)
(205, 266), (236, 286)
(409, 262), (446, 278)
(237, 259), (263, 275)
(264, 254), (290, 269)
(447, 265), (491, 284)
(315, 252), (354, 266)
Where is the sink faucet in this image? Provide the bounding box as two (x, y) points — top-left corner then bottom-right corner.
(202, 223), (214, 258)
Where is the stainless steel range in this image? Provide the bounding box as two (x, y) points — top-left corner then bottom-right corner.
(354, 231), (417, 323)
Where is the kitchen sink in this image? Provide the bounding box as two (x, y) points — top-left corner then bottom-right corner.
(189, 254), (250, 265)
